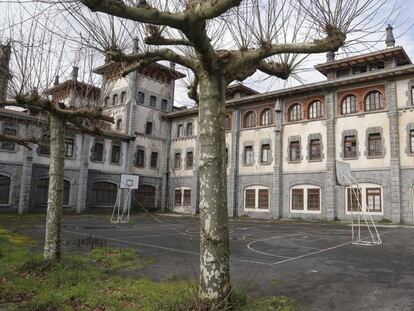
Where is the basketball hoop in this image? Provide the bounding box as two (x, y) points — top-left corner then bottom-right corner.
(111, 175), (139, 224)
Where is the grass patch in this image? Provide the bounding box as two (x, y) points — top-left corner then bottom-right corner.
(0, 228), (299, 311)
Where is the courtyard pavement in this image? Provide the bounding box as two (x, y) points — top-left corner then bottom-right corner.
(2, 213), (414, 311)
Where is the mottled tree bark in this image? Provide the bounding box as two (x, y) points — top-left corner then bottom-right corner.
(43, 114), (65, 260)
(198, 73), (231, 306)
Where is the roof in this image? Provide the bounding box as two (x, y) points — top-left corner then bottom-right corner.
(46, 80), (101, 99)
(226, 83), (260, 97)
(315, 46), (412, 76)
(93, 61), (186, 80)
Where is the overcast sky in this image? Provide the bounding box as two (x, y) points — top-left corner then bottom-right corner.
(1, 1), (414, 107)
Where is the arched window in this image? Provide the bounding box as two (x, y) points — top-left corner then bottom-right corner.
(365, 91), (384, 111)
(341, 95), (358, 115)
(91, 182), (117, 206)
(0, 175), (10, 204)
(37, 179), (70, 207)
(243, 111), (256, 128)
(308, 101), (323, 119)
(288, 104), (302, 122)
(260, 108), (272, 126)
(225, 115), (232, 130)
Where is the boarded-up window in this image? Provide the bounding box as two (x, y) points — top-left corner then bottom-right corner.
(37, 179), (70, 207)
(309, 139), (321, 160)
(174, 189), (182, 206)
(292, 189), (304, 210)
(307, 189), (320, 211)
(368, 133), (382, 157)
(183, 189), (191, 206)
(344, 135), (357, 158)
(0, 175), (10, 204)
(258, 189), (269, 209)
(92, 182), (117, 206)
(245, 189), (255, 209)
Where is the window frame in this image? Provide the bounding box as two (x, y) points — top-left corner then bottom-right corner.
(260, 108), (273, 126)
(289, 141), (301, 162)
(345, 184), (383, 215)
(341, 95), (358, 115)
(244, 145), (254, 165)
(344, 135), (357, 159)
(150, 151), (158, 169)
(135, 148), (145, 168)
(410, 130), (414, 154)
(112, 93), (118, 106)
(177, 124), (184, 138)
(0, 175), (11, 205)
(64, 137), (75, 158)
(260, 144), (271, 164)
(186, 123), (193, 136)
(244, 186), (270, 211)
(0, 126), (17, 151)
(186, 151), (194, 169)
(145, 121), (153, 136)
(365, 91), (384, 112)
(149, 95), (157, 107)
(110, 143), (121, 164)
(173, 152), (182, 169)
(368, 133), (382, 157)
(290, 185), (321, 213)
(288, 103), (302, 122)
(309, 138), (321, 161)
(243, 111), (256, 128)
(308, 100), (323, 119)
(91, 140), (104, 162)
(173, 187), (192, 208)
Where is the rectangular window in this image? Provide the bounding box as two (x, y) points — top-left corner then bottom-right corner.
(309, 139), (321, 160)
(245, 189), (255, 209)
(289, 141), (300, 162)
(261, 144), (271, 163)
(183, 189), (191, 206)
(368, 133), (382, 157)
(111, 144), (121, 164)
(150, 152), (158, 168)
(64, 138), (75, 158)
(366, 188), (382, 212)
(292, 189), (304, 210)
(226, 148), (229, 165)
(186, 151), (193, 169)
(344, 135), (357, 158)
(104, 96), (109, 107)
(174, 189), (182, 206)
(150, 95), (157, 107)
(92, 141), (104, 161)
(307, 189), (320, 211)
(258, 189), (269, 209)
(112, 94), (118, 106)
(347, 187), (362, 212)
(244, 146), (254, 164)
(177, 125), (183, 138)
(137, 92), (145, 104)
(145, 122), (153, 135)
(121, 91), (126, 104)
(174, 152), (181, 169)
(161, 99), (168, 110)
(411, 130), (414, 154)
(135, 149), (145, 167)
(1, 127), (17, 151)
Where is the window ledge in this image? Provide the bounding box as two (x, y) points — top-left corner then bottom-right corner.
(342, 157), (358, 161)
(366, 155), (384, 159)
(243, 163), (254, 166)
(244, 208), (270, 212)
(259, 162), (272, 165)
(308, 159), (323, 163)
(0, 149), (17, 153)
(288, 160), (302, 164)
(91, 160), (104, 164)
(110, 162), (122, 166)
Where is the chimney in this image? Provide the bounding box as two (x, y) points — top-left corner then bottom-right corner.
(133, 37), (139, 53)
(326, 51), (335, 63)
(71, 66), (79, 81)
(54, 75), (60, 86)
(0, 43), (11, 101)
(386, 24), (396, 48)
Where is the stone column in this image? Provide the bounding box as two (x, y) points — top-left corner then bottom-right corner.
(228, 109), (240, 217)
(386, 81), (402, 223)
(18, 141), (33, 214)
(76, 135), (90, 213)
(161, 121), (172, 212)
(324, 91), (337, 220)
(191, 139), (200, 215)
(272, 99), (283, 219)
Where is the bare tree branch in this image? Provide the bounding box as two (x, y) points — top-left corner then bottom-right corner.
(144, 35), (194, 47)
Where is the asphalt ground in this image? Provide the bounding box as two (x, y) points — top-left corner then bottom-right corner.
(2, 213), (414, 311)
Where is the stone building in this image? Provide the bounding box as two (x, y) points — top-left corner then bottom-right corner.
(1, 28), (414, 223)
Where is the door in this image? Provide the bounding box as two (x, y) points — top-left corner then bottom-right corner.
(134, 185), (156, 210)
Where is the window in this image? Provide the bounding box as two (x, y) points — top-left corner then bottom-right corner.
(137, 92), (145, 104)
(368, 133), (382, 157)
(38, 135), (50, 156)
(135, 149), (145, 167)
(347, 187), (362, 212)
(365, 91), (384, 111)
(186, 123), (193, 136)
(186, 151), (193, 169)
(245, 190), (256, 209)
(309, 139), (321, 161)
(161, 99), (168, 111)
(64, 138), (75, 158)
(1, 127), (16, 151)
(366, 188), (382, 212)
(91, 182), (117, 206)
(244, 146), (254, 164)
(258, 189), (269, 209)
(341, 95), (358, 115)
(150, 152), (158, 168)
(336, 69), (349, 78)
(37, 179), (70, 207)
(260, 144), (271, 164)
(116, 119), (122, 131)
(243, 111), (256, 128)
(260, 108), (272, 126)
(291, 189), (304, 210)
(150, 95), (157, 107)
(344, 135), (357, 159)
(308, 101), (323, 119)
(410, 130), (414, 154)
(226, 148), (229, 165)
(353, 66), (367, 75)
(174, 188), (191, 207)
(411, 87), (414, 106)
(145, 122), (153, 135)
(92, 141), (104, 162)
(289, 141), (301, 162)
(112, 94), (118, 106)
(110, 143), (121, 164)
(291, 186), (321, 212)
(225, 115), (232, 130)
(288, 104), (302, 122)
(121, 91), (126, 104)
(104, 96), (109, 107)
(0, 175), (10, 204)
(177, 124), (184, 138)
(174, 152), (181, 169)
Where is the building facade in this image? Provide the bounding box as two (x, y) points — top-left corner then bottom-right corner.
(1, 36), (414, 224)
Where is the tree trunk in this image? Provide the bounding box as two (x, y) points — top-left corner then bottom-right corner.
(43, 114), (65, 260)
(198, 73), (231, 306)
